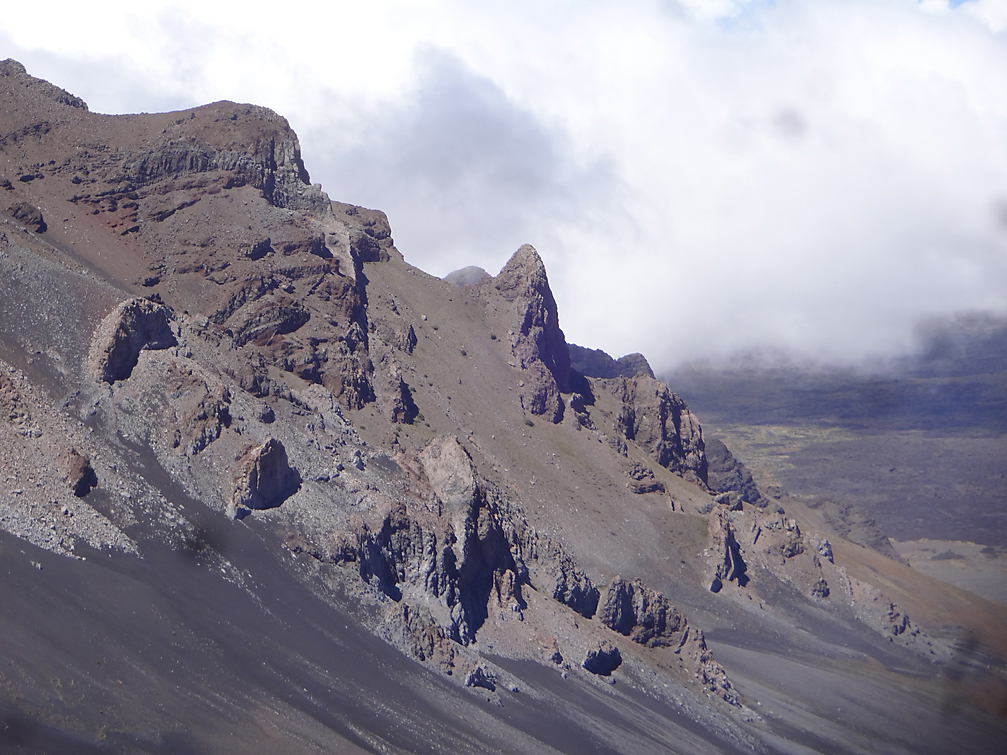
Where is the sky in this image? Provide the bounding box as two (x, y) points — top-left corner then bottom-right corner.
(2, 0), (1007, 372)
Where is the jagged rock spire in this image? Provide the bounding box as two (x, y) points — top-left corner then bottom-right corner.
(493, 245), (571, 422)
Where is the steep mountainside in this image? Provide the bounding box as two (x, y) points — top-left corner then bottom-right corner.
(0, 60), (1005, 753)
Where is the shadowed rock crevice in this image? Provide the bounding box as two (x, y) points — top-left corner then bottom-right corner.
(7, 201), (46, 233)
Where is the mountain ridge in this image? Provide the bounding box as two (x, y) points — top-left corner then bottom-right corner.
(1, 59), (1004, 753)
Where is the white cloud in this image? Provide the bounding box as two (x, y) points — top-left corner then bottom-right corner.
(963, 0), (1007, 32)
(2, 0), (1006, 370)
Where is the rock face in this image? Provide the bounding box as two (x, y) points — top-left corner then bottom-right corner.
(548, 550), (600, 618)
(331, 202), (397, 263)
(0, 58), (87, 110)
(118, 105), (317, 214)
(492, 245), (571, 423)
(600, 577), (687, 648)
(582, 643), (622, 675)
(7, 201), (46, 233)
(705, 438), (765, 507)
(707, 509), (747, 592)
(229, 439), (301, 517)
(61, 448), (97, 497)
(0, 59), (967, 755)
(569, 344), (655, 380)
(89, 298), (177, 383)
(608, 375), (707, 482)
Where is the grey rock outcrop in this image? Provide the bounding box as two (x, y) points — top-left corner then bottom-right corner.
(582, 643), (622, 675)
(7, 201), (46, 233)
(569, 345), (655, 380)
(118, 104), (317, 212)
(89, 298), (177, 383)
(443, 266), (490, 286)
(707, 510), (747, 591)
(705, 437), (765, 507)
(61, 448), (97, 497)
(0, 58), (88, 109)
(229, 439), (301, 518)
(331, 202), (397, 263)
(625, 462), (666, 495)
(464, 664), (497, 691)
(493, 245), (571, 423)
(600, 577), (688, 648)
(548, 551), (600, 618)
(608, 375), (707, 482)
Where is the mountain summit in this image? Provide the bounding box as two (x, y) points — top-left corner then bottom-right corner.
(0, 60), (1003, 753)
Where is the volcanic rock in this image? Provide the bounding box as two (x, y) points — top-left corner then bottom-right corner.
(607, 375), (707, 482)
(331, 201), (396, 262)
(464, 664), (497, 691)
(548, 550), (600, 618)
(582, 643), (622, 675)
(0, 59), (981, 755)
(492, 245), (571, 422)
(707, 509), (747, 590)
(624, 462), (666, 494)
(229, 438), (301, 517)
(705, 437), (765, 507)
(7, 201), (46, 233)
(600, 577), (687, 648)
(88, 297), (177, 383)
(569, 344), (655, 380)
(60, 448), (97, 497)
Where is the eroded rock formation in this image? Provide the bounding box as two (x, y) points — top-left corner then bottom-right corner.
(608, 375), (707, 482)
(492, 245), (571, 423)
(89, 297), (177, 383)
(230, 438), (301, 517)
(600, 577), (688, 648)
(705, 437), (765, 507)
(60, 447), (97, 497)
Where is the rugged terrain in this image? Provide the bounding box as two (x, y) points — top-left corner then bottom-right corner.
(0, 59), (1005, 753)
(669, 317), (1007, 603)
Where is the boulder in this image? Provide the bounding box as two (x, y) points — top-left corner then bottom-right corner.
(625, 462), (665, 495)
(229, 439), (301, 518)
(61, 448), (97, 497)
(599, 577), (686, 648)
(464, 664), (497, 691)
(582, 643), (622, 675)
(89, 298), (177, 383)
(7, 201), (46, 233)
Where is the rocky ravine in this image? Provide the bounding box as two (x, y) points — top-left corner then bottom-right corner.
(0, 59), (1003, 754)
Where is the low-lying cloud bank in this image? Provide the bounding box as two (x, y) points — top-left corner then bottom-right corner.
(2, 0), (1005, 371)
